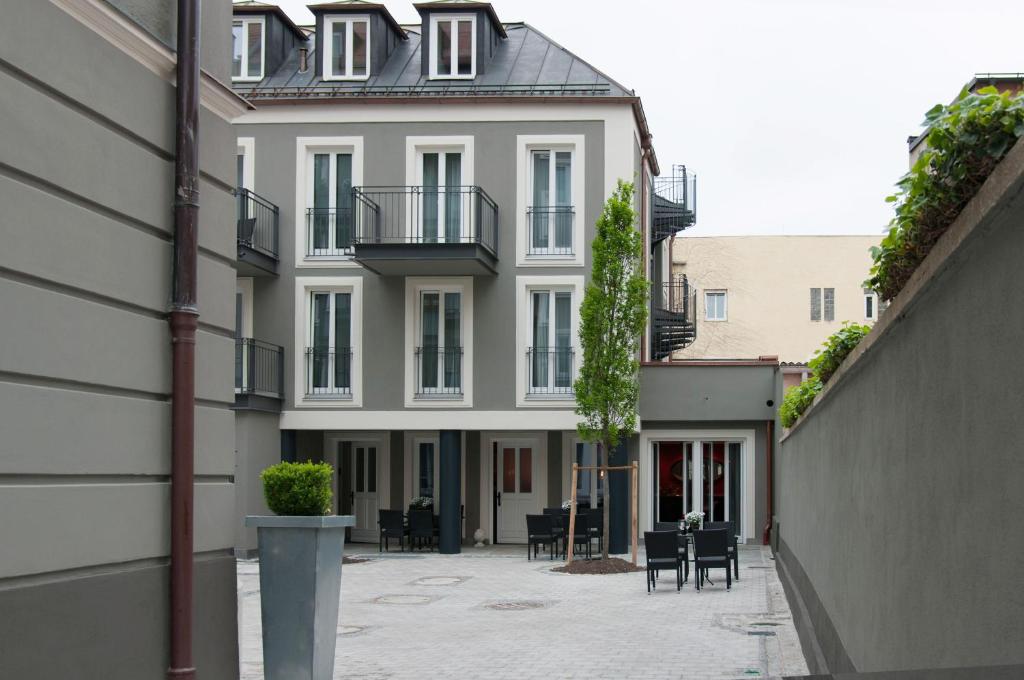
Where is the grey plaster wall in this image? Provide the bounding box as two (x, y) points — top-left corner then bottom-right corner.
(0, 1), (237, 675)
(640, 364), (779, 422)
(234, 411), (282, 554)
(776, 154), (1024, 672)
(238, 119), (605, 412)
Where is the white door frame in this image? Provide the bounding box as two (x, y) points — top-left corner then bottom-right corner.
(638, 429), (755, 543)
(323, 431), (390, 523)
(481, 431), (547, 545)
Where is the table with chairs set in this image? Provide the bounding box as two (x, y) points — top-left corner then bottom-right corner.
(525, 507), (606, 561)
(644, 521), (740, 592)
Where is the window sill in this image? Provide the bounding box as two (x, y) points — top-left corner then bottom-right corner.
(413, 393), (464, 401)
(322, 74), (371, 82)
(428, 74), (476, 81)
(303, 392), (354, 401)
(232, 75), (263, 83)
(525, 392), (575, 401)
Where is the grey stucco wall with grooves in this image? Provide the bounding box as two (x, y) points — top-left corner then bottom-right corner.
(775, 142), (1024, 673)
(0, 2), (238, 677)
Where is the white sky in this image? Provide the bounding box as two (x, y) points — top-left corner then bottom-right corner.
(265, 0), (1023, 236)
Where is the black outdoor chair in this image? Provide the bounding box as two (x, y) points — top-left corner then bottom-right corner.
(704, 521), (739, 579)
(526, 514), (559, 561)
(586, 508), (604, 555)
(237, 217), (256, 246)
(655, 521), (689, 584)
(408, 510), (435, 552)
(561, 513), (592, 560)
(543, 507), (567, 548)
(378, 509), (409, 553)
(693, 528), (731, 591)
(644, 531), (682, 592)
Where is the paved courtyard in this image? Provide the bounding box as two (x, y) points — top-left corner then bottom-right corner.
(238, 544), (809, 679)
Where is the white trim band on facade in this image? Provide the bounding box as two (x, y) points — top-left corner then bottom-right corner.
(279, 409), (578, 431)
(51, 0), (252, 122)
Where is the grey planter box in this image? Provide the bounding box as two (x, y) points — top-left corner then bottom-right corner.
(245, 515), (356, 680)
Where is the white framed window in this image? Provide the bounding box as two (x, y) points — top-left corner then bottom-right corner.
(429, 14), (476, 79)
(232, 16), (265, 81)
(323, 16), (370, 80)
(404, 277), (474, 407)
(294, 277), (363, 406)
(405, 136), (475, 244)
(809, 287), (835, 322)
(864, 289), (877, 321)
(236, 138), (254, 191)
(516, 135), (585, 266)
(705, 290), (727, 321)
(515, 275), (582, 406)
(294, 137), (364, 268)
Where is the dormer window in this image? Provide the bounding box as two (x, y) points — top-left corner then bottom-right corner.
(429, 15), (475, 79)
(232, 16), (265, 81)
(323, 16), (370, 80)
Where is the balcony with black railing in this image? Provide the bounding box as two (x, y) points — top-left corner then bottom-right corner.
(236, 188), (280, 275)
(652, 164), (697, 243)
(305, 347), (353, 398)
(351, 186), (499, 275)
(526, 206), (575, 256)
(234, 338), (284, 411)
(526, 347), (575, 397)
(414, 346), (463, 398)
(651, 276), (698, 360)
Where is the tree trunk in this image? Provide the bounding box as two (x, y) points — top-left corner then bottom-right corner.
(602, 438), (611, 560)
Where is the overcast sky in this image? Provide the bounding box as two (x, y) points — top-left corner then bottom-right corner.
(266, 0), (1023, 236)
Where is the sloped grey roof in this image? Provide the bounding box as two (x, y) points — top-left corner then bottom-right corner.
(234, 23), (634, 99)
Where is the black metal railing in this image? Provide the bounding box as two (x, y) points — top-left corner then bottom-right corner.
(236, 188), (280, 259)
(526, 206), (575, 256)
(650, 276), (698, 359)
(414, 346), (463, 396)
(353, 186), (498, 256)
(305, 208), (355, 257)
(652, 276), (697, 318)
(526, 347), (575, 395)
(234, 338), (284, 398)
(304, 347), (353, 397)
(652, 164), (697, 239)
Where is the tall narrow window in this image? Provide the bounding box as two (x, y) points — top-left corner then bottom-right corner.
(232, 17), (264, 81)
(419, 151), (463, 244)
(810, 287), (822, 321)
(431, 16), (476, 78)
(418, 291), (462, 395)
(308, 152), (353, 256)
(324, 17), (370, 79)
(823, 288), (835, 322)
(864, 289), (876, 320)
(529, 290), (573, 394)
(529, 149), (574, 255)
(308, 291), (352, 396)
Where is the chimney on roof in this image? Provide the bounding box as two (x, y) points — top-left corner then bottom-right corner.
(298, 46), (309, 73)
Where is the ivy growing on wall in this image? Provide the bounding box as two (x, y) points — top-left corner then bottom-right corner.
(867, 87), (1024, 301)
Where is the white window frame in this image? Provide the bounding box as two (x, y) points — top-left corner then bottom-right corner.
(232, 16), (265, 82)
(404, 277), (474, 408)
(864, 290), (878, 321)
(294, 137), (364, 268)
(322, 15), (371, 81)
(405, 136), (475, 243)
(294, 277), (363, 407)
(428, 14), (476, 79)
(525, 289), (576, 397)
(516, 135), (586, 267)
(515, 275), (583, 406)
(705, 290), (727, 321)
(236, 137), (255, 191)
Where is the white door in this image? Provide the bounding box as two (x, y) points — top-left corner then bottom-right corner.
(496, 443), (542, 543)
(350, 443), (379, 542)
(417, 150), (464, 243)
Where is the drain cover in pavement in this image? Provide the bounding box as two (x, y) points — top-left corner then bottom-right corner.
(373, 594), (433, 605)
(412, 576), (466, 586)
(486, 600), (546, 611)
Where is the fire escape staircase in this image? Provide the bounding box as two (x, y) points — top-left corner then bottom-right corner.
(651, 276), (697, 361)
(651, 165), (697, 244)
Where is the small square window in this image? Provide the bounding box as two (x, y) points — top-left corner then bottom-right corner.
(430, 15), (476, 79)
(324, 17), (371, 80)
(705, 291), (727, 321)
(232, 17), (265, 81)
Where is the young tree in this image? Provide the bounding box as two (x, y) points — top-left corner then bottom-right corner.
(574, 180), (648, 559)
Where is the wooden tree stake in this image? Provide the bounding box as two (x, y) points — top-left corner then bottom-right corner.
(567, 463), (579, 565)
(631, 461), (639, 566)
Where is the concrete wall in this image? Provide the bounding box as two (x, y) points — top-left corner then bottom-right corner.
(673, 235), (880, 363)
(0, 2), (238, 677)
(775, 141), (1024, 673)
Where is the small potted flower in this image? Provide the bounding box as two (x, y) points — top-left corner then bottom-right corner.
(245, 461), (354, 680)
(409, 495), (434, 512)
(683, 510), (705, 533)
(560, 499), (573, 511)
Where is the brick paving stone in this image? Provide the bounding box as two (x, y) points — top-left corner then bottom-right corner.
(238, 545), (809, 679)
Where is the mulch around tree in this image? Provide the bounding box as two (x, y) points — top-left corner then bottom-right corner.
(552, 557), (645, 575)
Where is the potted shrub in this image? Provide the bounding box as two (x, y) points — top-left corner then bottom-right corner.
(245, 461), (354, 680)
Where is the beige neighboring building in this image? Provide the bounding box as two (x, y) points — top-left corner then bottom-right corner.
(671, 235), (881, 385)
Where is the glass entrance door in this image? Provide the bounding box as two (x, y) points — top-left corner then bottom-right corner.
(655, 441), (694, 524)
(654, 440), (743, 534)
